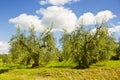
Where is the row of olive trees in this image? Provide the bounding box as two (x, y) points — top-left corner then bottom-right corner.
(7, 22), (120, 68)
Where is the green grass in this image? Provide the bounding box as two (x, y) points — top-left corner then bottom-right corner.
(91, 60), (120, 68)
(46, 60), (77, 68)
(0, 59), (2, 64)
(0, 60), (120, 80)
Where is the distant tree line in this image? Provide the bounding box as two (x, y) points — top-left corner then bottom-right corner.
(0, 22), (120, 68)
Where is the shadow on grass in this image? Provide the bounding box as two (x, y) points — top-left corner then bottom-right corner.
(94, 64), (105, 67)
(4, 65), (31, 69)
(48, 66), (71, 68)
(0, 69), (9, 74)
(48, 66), (91, 69)
(0, 64), (31, 74)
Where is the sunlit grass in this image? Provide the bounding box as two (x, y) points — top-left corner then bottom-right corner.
(0, 60), (120, 80)
(46, 60), (77, 68)
(91, 60), (120, 68)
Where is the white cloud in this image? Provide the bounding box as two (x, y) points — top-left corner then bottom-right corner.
(40, 0), (80, 6)
(78, 10), (116, 26)
(96, 10), (116, 23)
(0, 41), (10, 54)
(108, 25), (120, 33)
(36, 6), (77, 32)
(9, 14), (45, 32)
(9, 9), (116, 33)
(78, 12), (96, 25)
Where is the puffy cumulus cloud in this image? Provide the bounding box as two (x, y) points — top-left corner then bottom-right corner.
(9, 14), (45, 32)
(9, 9), (116, 33)
(78, 12), (96, 25)
(108, 25), (120, 33)
(0, 41), (10, 54)
(78, 10), (116, 26)
(96, 10), (116, 23)
(40, 0), (80, 6)
(36, 6), (77, 32)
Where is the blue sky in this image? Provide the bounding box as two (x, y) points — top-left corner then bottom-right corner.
(0, 0), (120, 53)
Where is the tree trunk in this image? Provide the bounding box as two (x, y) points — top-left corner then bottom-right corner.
(81, 54), (89, 68)
(26, 57), (31, 65)
(31, 53), (39, 68)
(81, 42), (90, 68)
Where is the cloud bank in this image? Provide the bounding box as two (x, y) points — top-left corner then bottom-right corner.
(9, 6), (77, 33)
(78, 10), (116, 26)
(9, 8), (116, 33)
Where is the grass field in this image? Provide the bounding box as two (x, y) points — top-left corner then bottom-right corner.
(0, 60), (120, 80)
